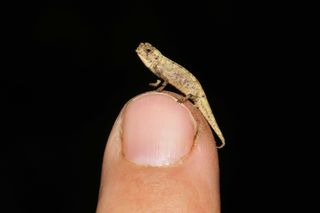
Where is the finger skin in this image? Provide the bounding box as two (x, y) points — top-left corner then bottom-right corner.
(96, 91), (220, 213)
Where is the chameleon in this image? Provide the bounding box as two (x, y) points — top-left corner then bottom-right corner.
(136, 42), (225, 148)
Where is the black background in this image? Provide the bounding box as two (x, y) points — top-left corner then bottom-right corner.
(2, 1), (296, 212)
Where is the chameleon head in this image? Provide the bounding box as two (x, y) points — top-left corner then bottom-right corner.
(136, 42), (162, 73)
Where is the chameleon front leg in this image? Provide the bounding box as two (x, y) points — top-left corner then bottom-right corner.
(148, 79), (168, 92)
(156, 81), (168, 92)
(149, 79), (162, 87)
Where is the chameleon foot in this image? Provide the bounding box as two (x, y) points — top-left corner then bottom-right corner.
(177, 94), (192, 103)
(149, 79), (161, 87)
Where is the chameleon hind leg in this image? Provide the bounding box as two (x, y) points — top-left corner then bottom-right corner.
(177, 94), (193, 103)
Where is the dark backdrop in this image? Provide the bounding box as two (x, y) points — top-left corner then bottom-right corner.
(0, 1), (273, 212)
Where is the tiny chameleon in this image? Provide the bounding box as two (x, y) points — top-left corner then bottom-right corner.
(136, 42), (225, 149)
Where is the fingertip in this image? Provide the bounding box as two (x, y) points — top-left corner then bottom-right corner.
(97, 91), (220, 212)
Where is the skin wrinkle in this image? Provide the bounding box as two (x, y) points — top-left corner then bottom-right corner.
(124, 172), (198, 212)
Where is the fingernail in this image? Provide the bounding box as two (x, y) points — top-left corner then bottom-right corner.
(122, 93), (197, 166)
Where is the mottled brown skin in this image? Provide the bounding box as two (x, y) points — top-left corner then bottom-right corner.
(136, 42), (225, 148)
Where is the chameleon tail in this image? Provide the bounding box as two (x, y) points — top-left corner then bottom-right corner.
(195, 98), (225, 149)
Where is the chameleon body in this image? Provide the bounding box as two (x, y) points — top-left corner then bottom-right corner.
(136, 42), (225, 148)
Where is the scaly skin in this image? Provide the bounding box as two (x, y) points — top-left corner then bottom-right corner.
(136, 42), (225, 148)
